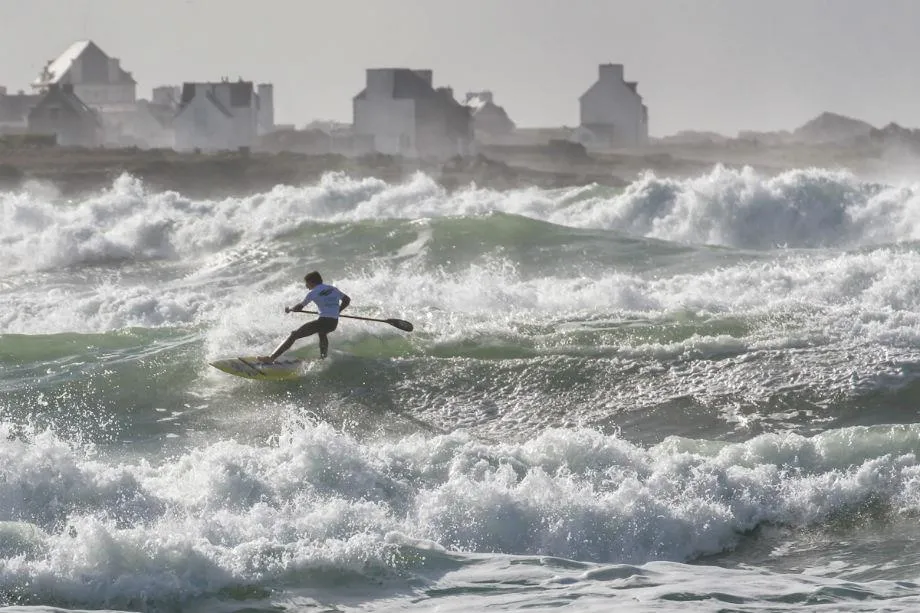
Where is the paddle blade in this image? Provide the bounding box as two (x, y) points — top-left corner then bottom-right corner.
(386, 318), (414, 332)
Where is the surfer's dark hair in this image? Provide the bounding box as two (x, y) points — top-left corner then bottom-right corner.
(304, 271), (323, 285)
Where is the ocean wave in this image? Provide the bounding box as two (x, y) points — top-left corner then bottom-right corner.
(4, 167), (920, 273)
(3, 421), (920, 609)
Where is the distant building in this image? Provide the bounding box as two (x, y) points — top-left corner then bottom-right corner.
(256, 84), (274, 135)
(90, 86), (179, 148)
(32, 40), (136, 108)
(27, 83), (102, 147)
(97, 100), (175, 148)
(353, 68), (474, 159)
(465, 91), (515, 141)
(172, 80), (274, 151)
(151, 85), (181, 108)
(578, 63), (648, 148)
(0, 87), (40, 134)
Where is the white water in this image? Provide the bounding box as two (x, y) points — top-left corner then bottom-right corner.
(4, 166), (920, 275)
(4, 420), (920, 610)
(6, 168), (920, 611)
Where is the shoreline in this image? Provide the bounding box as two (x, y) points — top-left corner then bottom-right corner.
(0, 147), (633, 198)
(0, 139), (908, 198)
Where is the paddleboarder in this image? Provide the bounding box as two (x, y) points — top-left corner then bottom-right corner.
(259, 271), (350, 362)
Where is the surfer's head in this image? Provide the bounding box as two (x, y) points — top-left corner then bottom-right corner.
(304, 271), (323, 288)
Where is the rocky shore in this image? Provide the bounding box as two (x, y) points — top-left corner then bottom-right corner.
(1, 118), (918, 198)
(0, 146), (638, 198)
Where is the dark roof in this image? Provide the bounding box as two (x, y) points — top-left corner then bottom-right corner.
(205, 91), (233, 117)
(30, 85), (101, 125)
(229, 82), (253, 108)
(579, 79), (643, 103)
(0, 93), (40, 122)
(354, 69), (440, 101)
(176, 82), (249, 118)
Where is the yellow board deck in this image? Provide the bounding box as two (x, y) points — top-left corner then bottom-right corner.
(209, 356), (308, 381)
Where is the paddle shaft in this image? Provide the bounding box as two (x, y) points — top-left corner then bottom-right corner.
(299, 310), (390, 324)
(294, 310), (414, 332)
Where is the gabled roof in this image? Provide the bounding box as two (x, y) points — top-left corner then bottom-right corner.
(354, 69), (439, 101)
(579, 79), (643, 103)
(34, 40), (136, 86)
(41, 41), (92, 84)
(30, 85), (101, 126)
(176, 82), (239, 119)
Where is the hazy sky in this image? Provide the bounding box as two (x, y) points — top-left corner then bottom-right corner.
(1, 0), (916, 136)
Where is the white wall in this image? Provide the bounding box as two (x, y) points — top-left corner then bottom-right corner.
(174, 86), (231, 151)
(579, 66), (647, 147)
(74, 83), (136, 106)
(257, 84), (274, 135)
(99, 103), (173, 148)
(65, 55), (136, 107)
(354, 97), (417, 156)
(173, 83), (258, 151)
(0, 119), (28, 132)
(211, 84), (258, 148)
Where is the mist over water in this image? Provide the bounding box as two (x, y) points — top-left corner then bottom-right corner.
(5, 166), (920, 611)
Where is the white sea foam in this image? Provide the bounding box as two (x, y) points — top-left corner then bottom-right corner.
(4, 167), (920, 276)
(3, 420), (920, 609)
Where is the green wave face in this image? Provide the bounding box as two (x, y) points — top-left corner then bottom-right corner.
(7, 172), (920, 610)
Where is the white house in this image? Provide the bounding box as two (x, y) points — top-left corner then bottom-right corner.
(353, 68), (473, 159)
(27, 83), (102, 147)
(464, 91), (515, 142)
(32, 41), (136, 108)
(578, 63), (648, 149)
(172, 80), (274, 151)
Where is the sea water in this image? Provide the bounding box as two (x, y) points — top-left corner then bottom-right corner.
(4, 167), (920, 611)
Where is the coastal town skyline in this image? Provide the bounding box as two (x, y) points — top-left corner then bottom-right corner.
(1, 0), (918, 136)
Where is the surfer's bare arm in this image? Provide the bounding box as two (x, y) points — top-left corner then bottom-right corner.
(285, 303), (306, 313)
(339, 294), (351, 313)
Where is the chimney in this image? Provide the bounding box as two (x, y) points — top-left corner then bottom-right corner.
(108, 58), (121, 82)
(598, 63), (624, 82)
(257, 83), (274, 134)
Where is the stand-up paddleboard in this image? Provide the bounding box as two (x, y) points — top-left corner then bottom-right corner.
(209, 356), (309, 381)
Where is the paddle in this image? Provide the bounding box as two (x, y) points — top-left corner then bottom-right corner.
(293, 310), (414, 332)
